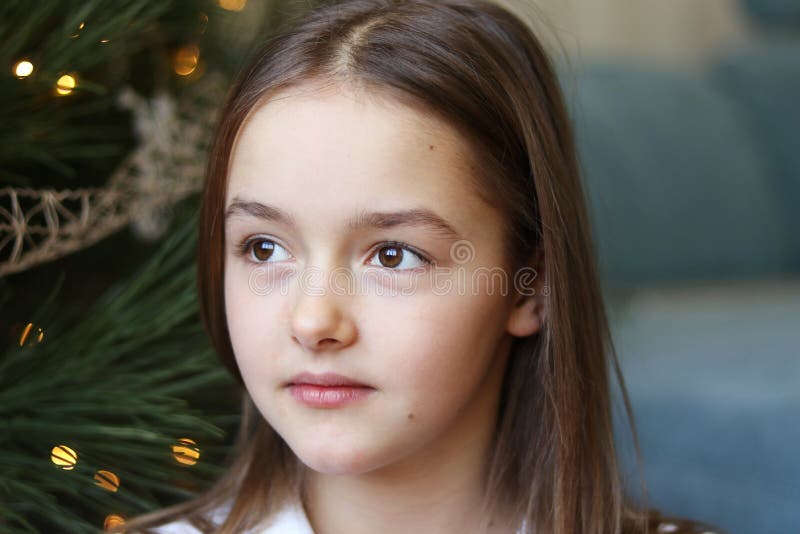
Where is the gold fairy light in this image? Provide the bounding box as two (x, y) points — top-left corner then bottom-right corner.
(217, 0), (246, 11)
(70, 21), (86, 39)
(56, 74), (77, 95)
(172, 437), (200, 466)
(173, 45), (199, 76)
(51, 444), (78, 470)
(104, 514), (125, 531)
(17, 322), (44, 346)
(186, 59), (206, 82)
(94, 469), (120, 492)
(13, 60), (34, 79)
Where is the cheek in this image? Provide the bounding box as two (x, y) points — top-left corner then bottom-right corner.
(367, 292), (506, 409)
(224, 268), (288, 374)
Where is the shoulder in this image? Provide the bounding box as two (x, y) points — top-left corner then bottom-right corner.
(255, 499), (315, 533)
(638, 509), (728, 534)
(148, 499), (314, 534)
(144, 502), (231, 534)
(146, 518), (203, 534)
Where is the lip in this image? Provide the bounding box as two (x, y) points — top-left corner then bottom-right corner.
(288, 384), (375, 408)
(286, 371), (372, 388)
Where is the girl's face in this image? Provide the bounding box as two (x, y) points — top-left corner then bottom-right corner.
(223, 85), (540, 476)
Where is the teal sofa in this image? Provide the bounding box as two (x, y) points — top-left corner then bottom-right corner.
(563, 1), (800, 532)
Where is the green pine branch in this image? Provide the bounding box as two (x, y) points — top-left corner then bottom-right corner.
(0, 205), (240, 533)
(0, 0), (208, 186)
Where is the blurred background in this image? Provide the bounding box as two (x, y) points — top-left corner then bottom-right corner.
(0, 0), (797, 533)
(518, 2), (799, 534)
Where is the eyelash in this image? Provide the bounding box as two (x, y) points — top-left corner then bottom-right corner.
(235, 236), (433, 270)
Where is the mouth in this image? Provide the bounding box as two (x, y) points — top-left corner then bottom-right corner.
(286, 371), (374, 389)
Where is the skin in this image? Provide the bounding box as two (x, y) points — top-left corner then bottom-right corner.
(223, 83), (544, 534)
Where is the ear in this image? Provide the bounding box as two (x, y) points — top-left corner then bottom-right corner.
(506, 248), (547, 338)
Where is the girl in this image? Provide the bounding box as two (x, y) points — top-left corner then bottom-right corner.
(116, 1), (723, 533)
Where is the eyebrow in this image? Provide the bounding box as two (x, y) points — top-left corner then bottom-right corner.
(225, 196), (463, 240)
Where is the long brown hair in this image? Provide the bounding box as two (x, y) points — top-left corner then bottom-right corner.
(115, 1), (716, 532)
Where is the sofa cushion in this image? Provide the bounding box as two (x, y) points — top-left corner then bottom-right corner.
(609, 278), (800, 534)
(712, 40), (800, 269)
(560, 62), (793, 289)
(739, 0), (800, 28)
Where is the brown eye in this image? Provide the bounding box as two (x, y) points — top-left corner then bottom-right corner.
(369, 242), (429, 270)
(252, 239), (275, 262)
(378, 246), (403, 268)
(241, 237), (291, 264)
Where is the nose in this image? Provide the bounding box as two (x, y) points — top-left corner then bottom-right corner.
(290, 270), (357, 352)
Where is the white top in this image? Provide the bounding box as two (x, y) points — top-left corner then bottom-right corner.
(151, 499), (528, 533)
(150, 499), (314, 533)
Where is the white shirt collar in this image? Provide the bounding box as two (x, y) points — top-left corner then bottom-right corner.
(254, 500), (528, 534)
(253, 499), (315, 533)
(155, 499), (527, 533)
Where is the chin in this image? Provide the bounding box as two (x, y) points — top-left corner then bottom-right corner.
(288, 436), (390, 476)
(295, 450), (374, 476)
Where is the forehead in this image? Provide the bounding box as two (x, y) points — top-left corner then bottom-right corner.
(229, 86), (472, 187)
(225, 85), (498, 240)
